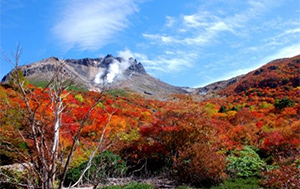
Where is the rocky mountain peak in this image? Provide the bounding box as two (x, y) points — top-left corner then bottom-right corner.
(1, 54), (149, 92)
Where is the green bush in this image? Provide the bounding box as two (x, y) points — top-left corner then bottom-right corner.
(64, 151), (127, 187)
(227, 146), (266, 178)
(218, 105), (227, 113)
(274, 97), (294, 110)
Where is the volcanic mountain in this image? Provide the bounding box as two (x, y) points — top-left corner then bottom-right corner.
(1, 55), (189, 97)
(2, 54), (299, 98)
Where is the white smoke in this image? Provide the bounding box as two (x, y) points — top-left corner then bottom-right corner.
(94, 52), (135, 84)
(106, 62), (120, 83)
(94, 68), (106, 84)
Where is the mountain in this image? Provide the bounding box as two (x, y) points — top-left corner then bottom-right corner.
(2, 54), (299, 99)
(1, 55), (189, 97)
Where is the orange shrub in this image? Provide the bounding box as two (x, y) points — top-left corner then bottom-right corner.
(172, 142), (227, 187)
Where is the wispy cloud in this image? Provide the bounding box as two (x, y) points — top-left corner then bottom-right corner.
(138, 1), (273, 74)
(138, 0), (300, 81)
(52, 0), (138, 51)
(143, 0), (272, 47)
(118, 48), (196, 73)
(137, 51), (197, 72)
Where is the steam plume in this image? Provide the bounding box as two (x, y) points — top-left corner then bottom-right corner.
(94, 56), (133, 84)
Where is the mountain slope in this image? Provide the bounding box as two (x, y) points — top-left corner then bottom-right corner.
(222, 55), (300, 95)
(1, 55), (189, 97)
(193, 75), (244, 96)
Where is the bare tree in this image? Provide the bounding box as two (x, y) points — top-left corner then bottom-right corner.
(69, 108), (116, 188)
(1, 44), (114, 189)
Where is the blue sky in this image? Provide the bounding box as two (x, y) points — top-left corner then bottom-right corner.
(1, 0), (300, 87)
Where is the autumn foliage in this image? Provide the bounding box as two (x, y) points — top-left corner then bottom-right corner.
(1, 55), (299, 188)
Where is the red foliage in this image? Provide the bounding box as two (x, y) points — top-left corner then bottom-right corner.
(261, 164), (300, 189)
(261, 130), (299, 157)
(256, 121), (264, 129)
(172, 142), (227, 187)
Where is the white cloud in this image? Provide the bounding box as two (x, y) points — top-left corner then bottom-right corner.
(165, 51), (175, 55)
(285, 28), (300, 34)
(52, 0), (138, 51)
(165, 16), (175, 27)
(117, 48), (134, 60)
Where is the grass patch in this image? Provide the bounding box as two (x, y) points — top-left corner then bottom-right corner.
(30, 80), (49, 88)
(211, 177), (259, 189)
(30, 80), (87, 92)
(106, 89), (127, 97)
(102, 186), (122, 189)
(66, 85), (87, 92)
(123, 182), (154, 189)
(176, 186), (197, 189)
(102, 182), (154, 189)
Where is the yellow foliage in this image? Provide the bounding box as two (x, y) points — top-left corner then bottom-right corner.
(110, 115), (127, 131)
(205, 103), (218, 116)
(119, 128), (140, 141)
(227, 110), (237, 118)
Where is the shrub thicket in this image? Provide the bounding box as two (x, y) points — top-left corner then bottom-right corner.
(274, 97), (294, 110)
(172, 143), (226, 187)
